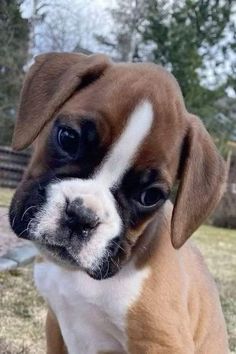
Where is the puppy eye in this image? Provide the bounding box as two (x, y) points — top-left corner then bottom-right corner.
(139, 186), (165, 207)
(57, 127), (80, 156)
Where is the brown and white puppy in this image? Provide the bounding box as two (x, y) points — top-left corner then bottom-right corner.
(9, 52), (229, 354)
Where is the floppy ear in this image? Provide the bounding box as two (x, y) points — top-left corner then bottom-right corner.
(171, 114), (227, 249)
(12, 52), (111, 150)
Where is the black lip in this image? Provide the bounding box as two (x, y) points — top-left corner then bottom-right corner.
(38, 243), (80, 267)
(87, 257), (121, 280)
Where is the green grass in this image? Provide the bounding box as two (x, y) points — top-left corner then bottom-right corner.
(0, 188), (14, 207)
(0, 225), (235, 353)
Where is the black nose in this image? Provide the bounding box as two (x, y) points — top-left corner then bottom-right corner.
(65, 198), (99, 233)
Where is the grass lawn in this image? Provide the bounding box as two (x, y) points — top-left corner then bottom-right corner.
(0, 268), (46, 354)
(0, 225), (235, 353)
(0, 188), (14, 207)
(193, 225), (236, 353)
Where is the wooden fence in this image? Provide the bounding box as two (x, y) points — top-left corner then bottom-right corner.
(0, 145), (30, 188)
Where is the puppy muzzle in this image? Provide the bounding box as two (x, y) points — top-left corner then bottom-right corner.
(12, 178), (123, 279)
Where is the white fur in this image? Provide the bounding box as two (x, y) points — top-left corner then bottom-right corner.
(95, 100), (153, 187)
(34, 260), (150, 354)
(31, 184), (66, 241)
(30, 100), (153, 270)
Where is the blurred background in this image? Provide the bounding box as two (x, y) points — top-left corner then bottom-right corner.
(0, 1), (235, 353)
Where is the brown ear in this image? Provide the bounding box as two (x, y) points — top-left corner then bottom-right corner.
(171, 114), (227, 249)
(12, 52), (111, 150)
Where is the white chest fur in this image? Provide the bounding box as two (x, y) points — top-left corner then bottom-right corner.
(34, 261), (150, 354)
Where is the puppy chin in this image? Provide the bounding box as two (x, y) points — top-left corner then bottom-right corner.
(87, 259), (120, 280)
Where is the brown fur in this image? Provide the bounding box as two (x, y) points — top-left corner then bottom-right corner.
(12, 52), (111, 150)
(46, 309), (67, 354)
(128, 205), (228, 353)
(13, 53), (228, 353)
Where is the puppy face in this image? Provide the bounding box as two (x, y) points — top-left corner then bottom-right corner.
(9, 54), (226, 279)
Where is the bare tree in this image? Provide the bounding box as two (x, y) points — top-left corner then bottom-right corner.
(0, 0), (29, 144)
(95, 0), (149, 61)
(24, 0), (109, 59)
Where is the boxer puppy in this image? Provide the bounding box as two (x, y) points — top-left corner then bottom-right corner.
(9, 52), (229, 354)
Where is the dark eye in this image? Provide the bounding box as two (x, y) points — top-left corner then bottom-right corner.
(139, 186), (165, 207)
(57, 127), (80, 156)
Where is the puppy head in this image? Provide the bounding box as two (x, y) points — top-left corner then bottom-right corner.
(9, 53), (226, 279)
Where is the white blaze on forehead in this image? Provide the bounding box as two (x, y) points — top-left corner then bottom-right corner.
(94, 100), (153, 187)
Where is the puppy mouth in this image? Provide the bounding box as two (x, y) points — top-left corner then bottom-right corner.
(41, 243), (121, 280)
(35, 232), (123, 279)
(9, 178), (125, 279)
(36, 240), (81, 268)
(87, 258), (120, 280)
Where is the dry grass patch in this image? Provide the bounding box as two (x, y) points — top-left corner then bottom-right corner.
(0, 267), (46, 354)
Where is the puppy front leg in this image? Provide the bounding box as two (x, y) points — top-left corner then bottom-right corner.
(128, 342), (194, 354)
(128, 329), (195, 354)
(46, 309), (67, 354)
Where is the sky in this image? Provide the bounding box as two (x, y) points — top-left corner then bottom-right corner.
(21, 0), (116, 54)
(21, 0), (113, 18)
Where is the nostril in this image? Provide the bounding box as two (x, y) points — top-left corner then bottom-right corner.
(81, 214), (100, 231)
(86, 214), (100, 229)
(65, 198), (82, 219)
(65, 199), (100, 232)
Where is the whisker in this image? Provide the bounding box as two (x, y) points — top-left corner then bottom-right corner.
(21, 205), (38, 221)
(111, 240), (125, 253)
(11, 215), (16, 228)
(97, 262), (103, 280)
(18, 218), (34, 238)
(110, 257), (119, 271)
(104, 257), (110, 279)
(18, 227), (29, 238)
